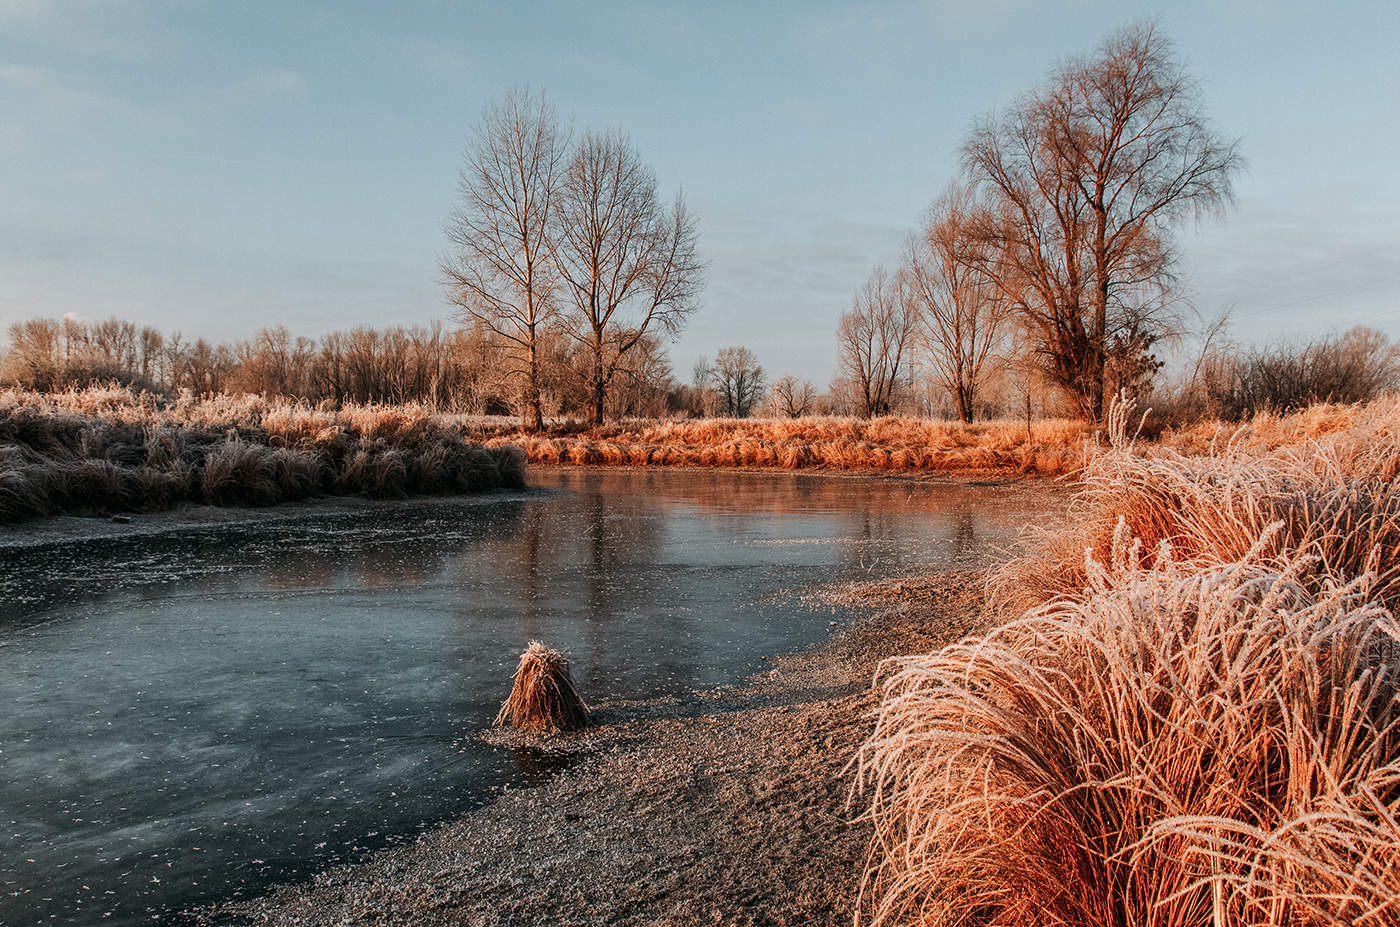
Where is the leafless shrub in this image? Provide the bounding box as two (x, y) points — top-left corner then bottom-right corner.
(1199, 327), (1400, 419)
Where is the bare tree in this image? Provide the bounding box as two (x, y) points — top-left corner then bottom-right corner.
(769, 375), (817, 418)
(837, 267), (919, 417)
(712, 346), (765, 418)
(443, 88), (567, 431)
(552, 130), (703, 425)
(905, 184), (1011, 423)
(964, 22), (1242, 421)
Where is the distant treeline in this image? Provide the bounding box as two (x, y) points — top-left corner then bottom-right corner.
(0, 315), (696, 419)
(3, 314), (1395, 428)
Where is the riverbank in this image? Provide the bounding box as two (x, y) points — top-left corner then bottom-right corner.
(481, 416), (1092, 479)
(0, 386), (525, 525)
(0, 465), (1050, 551)
(202, 571), (990, 926)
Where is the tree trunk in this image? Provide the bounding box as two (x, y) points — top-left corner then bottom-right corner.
(526, 338), (544, 432)
(591, 332), (606, 426)
(1091, 213), (1110, 423)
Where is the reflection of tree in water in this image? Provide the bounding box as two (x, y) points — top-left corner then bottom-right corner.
(831, 508), (896, 575)
(474, 476), (702, 699)
(948, 511), (977, 563)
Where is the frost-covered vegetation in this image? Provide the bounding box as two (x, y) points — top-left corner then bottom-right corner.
(857, 397), (1400, 925)
(0, 385), (524, 524)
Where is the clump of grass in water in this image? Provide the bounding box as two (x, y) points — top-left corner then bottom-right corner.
(495, 641), (590, 734)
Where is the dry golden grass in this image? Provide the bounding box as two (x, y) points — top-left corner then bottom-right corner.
(487, 415), (1095, 478)
(857, 395), (1400, 926)
(997, 395), (1400, 614)
(494, 641), (590, 734)
(0, 385), (525, 523)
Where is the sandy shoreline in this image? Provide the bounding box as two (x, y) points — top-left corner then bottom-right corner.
(198, 572), (989, 926)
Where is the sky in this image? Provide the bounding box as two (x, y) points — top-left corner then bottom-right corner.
(1, 0), (1397, 385)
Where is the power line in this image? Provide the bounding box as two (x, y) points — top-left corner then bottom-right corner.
(1232, 272), (1400, 321)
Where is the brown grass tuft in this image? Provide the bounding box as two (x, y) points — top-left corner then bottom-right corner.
(858, 395), (1400, 926)
(993, 396), (1400, 615)
(858, 537), (1400, 926)
(494, 641), (590, 734)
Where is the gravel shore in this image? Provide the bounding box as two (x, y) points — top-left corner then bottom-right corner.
(202, 572), (991, 926)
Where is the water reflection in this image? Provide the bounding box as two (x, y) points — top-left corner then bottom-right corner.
(0, 468), (1057, 926)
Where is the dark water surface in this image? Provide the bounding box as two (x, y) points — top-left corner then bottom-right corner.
(0, 468), (1053, 925)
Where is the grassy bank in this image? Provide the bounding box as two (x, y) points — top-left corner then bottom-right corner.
(478, 401), (1400, 481)
(857, 396), (1400, 925)
(0, 386), (525, 524)
(483, 416), (1096, 477)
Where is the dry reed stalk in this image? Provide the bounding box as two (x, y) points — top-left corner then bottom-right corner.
(494, 641), (590, 734)
(517, 415), (1092, 477)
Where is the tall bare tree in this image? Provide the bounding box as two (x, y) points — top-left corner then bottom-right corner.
(443, 88), (567, 431)
(964, 22), (1241, 421)
(905, 184), (1011, 423)
(837, 267), (919, 418)
(552, 130), (703, 425)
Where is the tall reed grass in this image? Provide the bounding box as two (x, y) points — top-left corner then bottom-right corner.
(996, 395), (1400, 614)
(857, 396), (1400, 926)
(0, 386), (525, 524)
(486, 415), (1094, 477)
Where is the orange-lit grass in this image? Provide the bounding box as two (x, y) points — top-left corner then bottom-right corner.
(858, 537), (1400, 926)
(996, 396), (1400, 614)
(489, 415), (1095, 478)
(857, 396), (1400, 926)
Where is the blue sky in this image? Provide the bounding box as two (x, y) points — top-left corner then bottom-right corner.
(2, 1), (1397, 384)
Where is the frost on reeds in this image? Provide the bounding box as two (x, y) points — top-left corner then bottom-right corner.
(494, 641), (590, 734)
(857, 533), (1400, 926)
(995, 395), (1400, 614)
(857, 396), (1400, 926)
(0, 385), (526, 523)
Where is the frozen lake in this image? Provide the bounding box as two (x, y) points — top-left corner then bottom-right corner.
(0, 467), (1054, 925)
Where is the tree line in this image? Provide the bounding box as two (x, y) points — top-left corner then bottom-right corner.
(6, 31), (1393, 425)
(0, 314), (689, 418)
